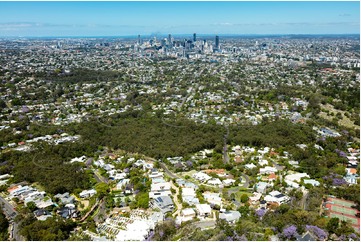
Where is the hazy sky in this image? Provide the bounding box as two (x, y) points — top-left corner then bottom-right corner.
(0, 1), (359, 36)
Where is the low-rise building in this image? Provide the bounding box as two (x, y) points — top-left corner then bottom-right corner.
(219, 210), (241, 223)
(151, 196), (174, 214)
(79, 189), (97, 198)
(195, 204), (212, 217)
(149, 182), (171, 199)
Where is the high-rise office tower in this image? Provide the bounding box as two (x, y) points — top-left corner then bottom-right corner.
(168, 34), (172, 48)
(138, 34), (141, 45)
(215, 35), (219, 49)
(193, 33), (196, 42)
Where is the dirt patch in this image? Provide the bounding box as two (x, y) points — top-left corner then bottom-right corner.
(319, 104), (357, 129)
(78, 200), (89, 211)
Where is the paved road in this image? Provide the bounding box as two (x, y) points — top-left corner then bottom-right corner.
(93, 199), (106, 224)
(0, 196), (23, 241)
(194, 220), (216, 230)
(159, 162), (179, 179)
(94, 170), (108, 184)
(240, 173), (250, 188)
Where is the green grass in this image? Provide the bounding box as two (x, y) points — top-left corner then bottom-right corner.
(235, 191), (253, 202)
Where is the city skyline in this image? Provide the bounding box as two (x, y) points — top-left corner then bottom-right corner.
(0, 1), (359, 37)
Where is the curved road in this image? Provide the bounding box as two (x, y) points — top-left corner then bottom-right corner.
(0, 196), (23, 241)
(240, 173), (250, 188)
(159, 162), (179, 179)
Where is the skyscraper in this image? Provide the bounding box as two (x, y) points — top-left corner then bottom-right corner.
(193, 33), (196, 42)
(168, 34), (172, 48)
(215, 35), (219, 49)
(138, 34), (141, 45)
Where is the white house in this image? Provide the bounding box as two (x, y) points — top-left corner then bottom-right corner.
(207, 178), (222, 186)
(116, 179), (130, 190)
(285, 173), (309, 183)
(176, 208), (196, 225)
(245, 163), (257, 169)
(256, 182), (269, 194)
(249, 193), (262, 204)
(79, 189), (97, 198)
(285, 180), (300, 188)
(219, 210), (241, 224)
(149, 170), (163, 179)
(259, 159), (269, 166)
(303, 179), (320, 186)
(264, 191), (289, 205)
(195, 204), (212, 217)
(193, 172), (211, 182)
(259, 166), (278, 174)
(203, 192), (222, 207)
(149, 182), (171, 199)
(222, 179), (236, 187)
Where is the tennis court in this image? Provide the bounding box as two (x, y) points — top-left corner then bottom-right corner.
(330, 213), (359, 225)
(331, 205), (358, 216)
(330, 198), (355, 208)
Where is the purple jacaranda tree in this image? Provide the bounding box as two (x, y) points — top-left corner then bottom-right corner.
(21, 106), (30, 113)
(256, 208), (267, 218)
(145, 231), (155, 241)
(332, 178), (347, 186)
(348, 233), (358, 240)
(282, 225), (298, 239)
(306, 225), (328, 240)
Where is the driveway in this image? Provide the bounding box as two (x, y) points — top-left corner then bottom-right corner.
(171, 181), (182, 217)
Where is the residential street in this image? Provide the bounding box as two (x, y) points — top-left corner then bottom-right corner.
(0, 195), (23, 241)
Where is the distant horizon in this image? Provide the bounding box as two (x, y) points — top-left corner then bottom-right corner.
(0, 33), (360, 39)
(0, 1), (359, 36)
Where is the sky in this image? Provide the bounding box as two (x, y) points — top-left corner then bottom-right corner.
(0, 1), (359, 37)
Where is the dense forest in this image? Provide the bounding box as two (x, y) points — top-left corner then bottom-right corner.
(0, 109), (319, 195)
(0, 208), (9, 241)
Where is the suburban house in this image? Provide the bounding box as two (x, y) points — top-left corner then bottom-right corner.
(176, 208), (196, 225)
(54, 192), (75, 204)
(303, 179), (320, 187)
(203, 192), (222, 207)
(33, 209), (52, 221)
(116, 179), (130, 190)
(181, 208), (196, 220)
(264, 191), (289, 205)
(149, 169), (164, 179)
(192, 172), (211, 183)
(285, 172), (310, 183)
(259, 166), (278, 174)
(79, 189), (97, 198)
(255, 181), (269, 194)
(344, 168), (359, 185)
(149, 182), (171, 199)
(245, 163), (257, 169)
(207, 178), (222, 186)
(222, 179), (236, 187)
(195, 204), (212, 217)
(182, 187), (199, 205)
(219, 210), (241, 223)
(151, 196), (174, 214)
